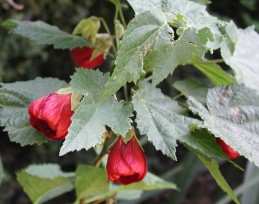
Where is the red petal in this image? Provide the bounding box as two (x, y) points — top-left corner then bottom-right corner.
(106, 137), (148, 185)
(70, 47), (104, 69)
(28, 93), (74, 140)
(216, 138), (240, 159)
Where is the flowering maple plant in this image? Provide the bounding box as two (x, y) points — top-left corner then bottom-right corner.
(1, 0), (259, 203)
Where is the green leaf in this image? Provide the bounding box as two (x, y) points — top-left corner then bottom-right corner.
(102, 8), (172, 99)
(180, 129), (228, 159)
(2, 20), (91, 50)
(187, 84), (259, 167)
(0, 157), (4, 186)
(59, 95), (133, 156)
(194, 63), (236, 85)
(116, 190), (143, 201)
(16, 164), (74, 204)
(70, 69), (109, 99)
(220, 21), (259, 93)
(75, 165), (108, 201)
(132, 81), (199, 160)
(173, 79), (208, 104)
(147, 27), (206, 86)
(25, 164), (74, 178)
(127, 0), (223, 49)
(0, 78), (67, 146)
(85, 172), (177, 203)
(198, 154), (240, 204)
(117, 172), (177, 191)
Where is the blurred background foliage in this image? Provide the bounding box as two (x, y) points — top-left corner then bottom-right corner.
(0, 0), (258, 203)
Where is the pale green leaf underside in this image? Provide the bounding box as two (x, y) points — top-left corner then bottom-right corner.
(173, 79), (208, 104)
(116, 172), (177, 191)
(86, 172), (177, 203)
(132, 81), (199, 160)
(198, 154), (240, 204)
(220, 21), (259, 94)
(188, 84), (259, 167)
(102, 8), (172, 99)
(2, 20), (91, 50)
(25, 164), (75, 179)
(75, 165), (108, 201)
(59, 96), (133, 156)
(17, 164), (74, 204)
(0, 78), (67, 146)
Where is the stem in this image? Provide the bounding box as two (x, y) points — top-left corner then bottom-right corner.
(93, 136), (110, 167)
(99, 17), (117, 54)
(111, 2), (129, 101)
(114, 6), (120, 51)
(117, 1), (127, 28)
(172, 93), (184, 100)
(191, 59), (225, 64)
(177, 101), (189, 109)
(123, 84), (129, 101)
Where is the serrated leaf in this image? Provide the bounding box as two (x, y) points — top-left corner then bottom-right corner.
(59, 96), (133, 156)
(132, 81), (199, 160)
(2, 20), (91, 50)
(85, 172), (177, 203)
(75, 165), (108, 201)
(102, 8), (173, 99)
(0, 157), (4, 186)
(187, 84), (259, 167)
(16, 164), (74, 204)
(173, 79), (208, 104)
(70, 69), (109, 99)
(127, 0), (223, 49)
(198, 154), (240, 204)
(220, 21), (259, 93)
(147, 27), (206, 86)
(0, 78), (67, 146)
(194, 63), (236, 85)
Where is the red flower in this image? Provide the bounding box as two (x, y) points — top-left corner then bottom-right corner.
(106, 137), (148, 185)
(70, 47), (104, 69)
(28, 93), (74, 140)
(216, 138), (240, 159)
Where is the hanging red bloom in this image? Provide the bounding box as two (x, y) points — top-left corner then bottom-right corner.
(216, 138), (240, 159)
(70, 46), (104, 69)
(106, 136), (148, 185)
(28, 93), (74, 140)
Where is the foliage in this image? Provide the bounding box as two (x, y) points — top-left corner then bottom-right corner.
(1, 0), (259, 203)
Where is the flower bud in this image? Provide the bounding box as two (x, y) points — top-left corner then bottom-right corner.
(70, 47), (104, 69)
(216, 138), (240, 159)
(106, 136), (148, 185)
(28, 93), (74, 140)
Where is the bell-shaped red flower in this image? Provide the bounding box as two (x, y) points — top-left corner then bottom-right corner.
(70, 47), (104, 69)
(106, 136), (148, 185)
(28, 93), (74, 140)
(216, 138), (240, 159)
